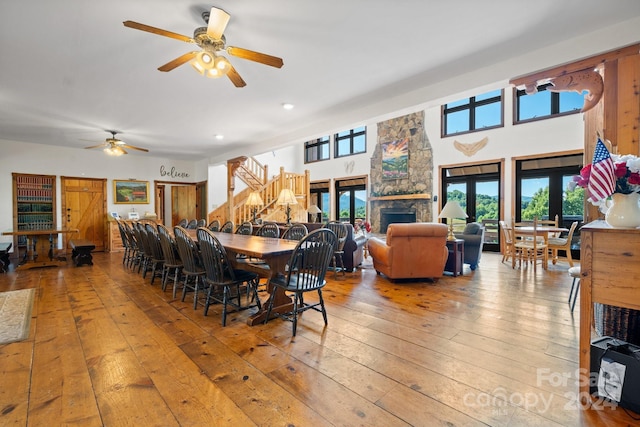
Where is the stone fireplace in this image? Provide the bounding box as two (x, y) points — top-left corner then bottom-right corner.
(369, 111), (434, 234)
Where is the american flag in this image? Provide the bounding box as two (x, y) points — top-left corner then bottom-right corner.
(588, 138), (615, 202)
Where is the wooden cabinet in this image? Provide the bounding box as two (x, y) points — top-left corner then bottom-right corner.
(579, 221), (640, 397)
(12, 173), (56, 260)
(106, 217), (162, 252)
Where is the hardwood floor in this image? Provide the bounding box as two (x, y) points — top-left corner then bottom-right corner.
(1, 251), (637, 426)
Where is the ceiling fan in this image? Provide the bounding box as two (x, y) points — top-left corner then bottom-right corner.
(83, 131), (149, 156)
(123, 6), (284, 87)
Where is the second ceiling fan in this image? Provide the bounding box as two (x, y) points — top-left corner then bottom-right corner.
(123, 6), (284, 87)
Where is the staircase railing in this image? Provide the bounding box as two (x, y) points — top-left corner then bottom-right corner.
(208, 163), (310, 227)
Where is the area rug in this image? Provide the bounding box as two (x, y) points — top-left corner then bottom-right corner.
(0, 288), (35, 345)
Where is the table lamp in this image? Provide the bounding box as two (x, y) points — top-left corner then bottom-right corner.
(307, 204), (321, 223)
(246, 191), (264, 223)
(276, 188), (298, 225)
(438, 201), (468, 241)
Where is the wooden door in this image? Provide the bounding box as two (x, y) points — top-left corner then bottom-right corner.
(171, 185), (196, 227)
(61, 177), (107, 252)
(155, 184), (165, 224)
(196, 180), (207, 221)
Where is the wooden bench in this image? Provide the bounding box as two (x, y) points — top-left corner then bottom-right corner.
(0, 242), (11, 273)
(69, 239), (96, 267)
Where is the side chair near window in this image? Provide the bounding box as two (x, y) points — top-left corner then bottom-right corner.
(157, 224), (183, 298)
(220, 221), (234, 233)
(173, 226), (207, 309)
(513, 218), (548, 272)
(264, 228), (337, 336)
(207, 219), (220, 232)
(547, 221), (579, 267)
(498, 220), (515, 265)
(197, 228), (261, 326)
(323, 221), (348, 278)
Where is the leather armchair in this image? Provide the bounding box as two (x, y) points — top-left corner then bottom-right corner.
(367, 223), (448, 280)
(454, 222), (485, 270)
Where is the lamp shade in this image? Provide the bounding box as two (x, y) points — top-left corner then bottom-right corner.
(438, 201), (468, 219)
(276, 189), (298, 206)
(307, 204), (321, 214)
(246, 191), (264, 206)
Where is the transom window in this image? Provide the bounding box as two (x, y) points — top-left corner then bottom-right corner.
(304, 136), (330, 163)
(514, 83), (585, 123)
(442, 89), (503, 137)
(334, 126), (366, 158)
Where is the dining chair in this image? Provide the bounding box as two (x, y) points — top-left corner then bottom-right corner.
(207, 219), (220, 232)
(498, 220), (515, 264)
(133, 222), (153, 276)
(538, 214), (560, 237)
(144, 223), (165, 285)
(548, 221), (579, 267)
(116, 219), (134, 267)
(282, 223), (308, 241)
(235, 221), (253, 235)
(220, 221), (234, 233)
(568, 266), (581, 312)
(256, 222), (280, 238)
(513, 217), (548, 272)
(157, 224), (183, 297)
(197, 228), (261, 326)
(324, 221), (348, 278)
(177, 219), (188, 228)
(186, 219), (198, 229)
(122, 221), (141, 270)
(264, 228), (337, 336)
(173, 226), (207, 309)
(196, 218), (206, 228)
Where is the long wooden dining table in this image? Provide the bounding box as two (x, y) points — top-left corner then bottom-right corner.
(186, 229), (299, 325)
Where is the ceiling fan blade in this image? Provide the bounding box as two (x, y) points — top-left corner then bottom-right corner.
(84, 143), (106, 149)
(122, 144), (149, 153)
(158, 51), (198, 72)
(226, 65), (247, 88)
(227, 46), (284, 68)
(123, 21), (193, 43)
(206, 7), (230, 40)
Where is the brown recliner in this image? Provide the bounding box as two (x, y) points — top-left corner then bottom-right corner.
(368, 222), (448, 280)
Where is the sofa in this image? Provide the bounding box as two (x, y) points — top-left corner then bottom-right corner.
(454, 222), (485, 270)
(367, 222), (449, 280)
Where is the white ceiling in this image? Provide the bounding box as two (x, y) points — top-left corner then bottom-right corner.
(2, 1), (640, 163)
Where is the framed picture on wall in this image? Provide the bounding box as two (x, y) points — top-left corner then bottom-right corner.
(382, 138), (409, 179)
(113, 180), (150, 204)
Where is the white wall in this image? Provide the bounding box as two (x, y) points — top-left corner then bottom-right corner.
(0, 139), (208, 247)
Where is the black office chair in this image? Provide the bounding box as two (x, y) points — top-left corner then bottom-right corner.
(264, 228), (337, 336)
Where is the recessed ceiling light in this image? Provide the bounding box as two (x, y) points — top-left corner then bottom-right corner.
(282, 103), (294, 110)
(215, 134), (224, 140)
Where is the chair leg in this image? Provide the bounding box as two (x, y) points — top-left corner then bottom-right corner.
(318, 289), (328, 325)
(264, 291), (276, 324)
(292, 292), (299, 336)
(571, 279), (580, 312)
(221, 286), (229, 326)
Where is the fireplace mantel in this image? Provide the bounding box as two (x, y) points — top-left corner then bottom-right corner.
(369, 193), (431, 202)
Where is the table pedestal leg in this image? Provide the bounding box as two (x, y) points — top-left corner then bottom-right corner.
(246, 254), (293, 326)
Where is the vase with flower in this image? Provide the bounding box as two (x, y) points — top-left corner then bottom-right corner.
(569, 151), (640, 228)
(354, 219), (372, 236)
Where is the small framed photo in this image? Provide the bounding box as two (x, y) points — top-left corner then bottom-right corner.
(110, 212), (120, 219)
(128, 212), (140, 220)
(114, 180), (150, 204)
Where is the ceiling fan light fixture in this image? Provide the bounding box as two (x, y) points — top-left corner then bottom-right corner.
(215, 56), (230, 71)
(204, 67), (224, 78)
(191, 51), (214, 75)
(206, 7), (230, 40)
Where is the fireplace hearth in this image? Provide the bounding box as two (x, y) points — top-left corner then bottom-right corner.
(380, 208), (417, 233)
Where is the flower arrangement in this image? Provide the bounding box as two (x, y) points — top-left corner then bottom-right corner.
(354, 219), (371, 234)
(568, 153), (640, 199)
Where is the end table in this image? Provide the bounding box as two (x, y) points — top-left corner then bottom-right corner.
(445, 238), (464, 277)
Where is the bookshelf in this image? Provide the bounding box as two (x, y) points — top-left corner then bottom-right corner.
(12, 173), (57, 260)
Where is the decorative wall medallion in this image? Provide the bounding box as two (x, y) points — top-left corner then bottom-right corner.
(453, 137), (488, 157)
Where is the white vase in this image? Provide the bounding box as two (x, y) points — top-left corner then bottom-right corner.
(605, 192), (640, 228)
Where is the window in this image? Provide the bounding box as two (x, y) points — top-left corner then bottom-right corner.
(334, 177), (367, 224)
(514, 83), (585, 123)
(310, 181), (330, 223)
(304, 136), (330, 163)
(442, 90), (503, 137)
(441, 163), (501, 251)
(334, 126), (366, 158)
